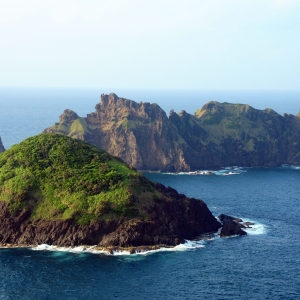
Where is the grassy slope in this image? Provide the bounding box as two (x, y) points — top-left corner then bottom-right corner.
(0, 133), (160, 225)
(194, 102), (274, 149)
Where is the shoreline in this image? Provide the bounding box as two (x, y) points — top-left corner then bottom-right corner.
(0, 233), (217, 255)
(0, 217), (265, 256)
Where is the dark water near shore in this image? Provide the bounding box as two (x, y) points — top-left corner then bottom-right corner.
(0, 89), (300, 299)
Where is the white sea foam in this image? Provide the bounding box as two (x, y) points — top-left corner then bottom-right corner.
(30, 240), (207, 256)
(29, 218), (265, 256)
(32, 244), (107, 255)
(136, 240), (206, 255)
(242, 219), (267, 235)
(163, 167), (247, 176)
(281, 164), (300, 170)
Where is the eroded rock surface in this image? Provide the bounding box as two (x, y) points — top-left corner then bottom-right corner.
(0, 183), (221, 248)
(45, 93), (300, 171)
(218, 214), (247, 237)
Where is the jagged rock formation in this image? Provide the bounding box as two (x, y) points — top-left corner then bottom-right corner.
(0, 137), (5, 153)
(0, 133), (221, 248)
(45, 93), (300, 171)
(218, 214), (247, 237)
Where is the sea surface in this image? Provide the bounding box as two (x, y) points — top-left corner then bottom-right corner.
(0, 88), (300, 299)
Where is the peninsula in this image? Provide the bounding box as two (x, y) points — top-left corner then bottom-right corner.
(45, 93), (300, 172)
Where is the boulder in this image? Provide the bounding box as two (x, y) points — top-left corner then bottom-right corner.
(218, 214), (247, 237)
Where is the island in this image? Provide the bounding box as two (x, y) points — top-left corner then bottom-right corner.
(44, 93), (300, 172)
(0, 133), (230, 252)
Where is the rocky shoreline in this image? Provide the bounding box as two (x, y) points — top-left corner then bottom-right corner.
(0, 181), (225, 250)
(0, 210), (250, 255)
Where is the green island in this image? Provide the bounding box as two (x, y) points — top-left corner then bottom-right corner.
(0, 133), (221, 250)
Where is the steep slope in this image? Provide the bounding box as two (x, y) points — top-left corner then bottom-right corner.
(45, 93), (300, 171)
(46, 93), (188, 171)
(171, 101), (294, 168)
(0, 133), (220, 248)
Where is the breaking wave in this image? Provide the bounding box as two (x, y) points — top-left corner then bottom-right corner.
(241, 218), (267, 235)
(163, 166), (246, 176)
(29, 218), (266, 256)
(31, 240), (207, 256)
(281, 164), (300, 170)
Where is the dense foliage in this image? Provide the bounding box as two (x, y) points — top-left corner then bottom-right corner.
(0, 133), (154, 224)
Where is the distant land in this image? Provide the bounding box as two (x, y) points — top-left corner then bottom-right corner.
(45, 93), (300, 172)
(0, 133), (229, 251)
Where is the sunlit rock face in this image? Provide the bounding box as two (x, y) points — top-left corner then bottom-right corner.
(45, 93), (300, 171)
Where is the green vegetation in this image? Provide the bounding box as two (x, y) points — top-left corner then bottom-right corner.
(0, 133), (158, 224)
(191, 102), (270, 145)
(70, 118), (89, 134)
(50, 117), (97, 137)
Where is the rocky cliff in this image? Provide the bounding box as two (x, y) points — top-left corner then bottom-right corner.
(0, 133), (221, 249)
(45, 93), (300, 171)
(0, 137), (5, 153)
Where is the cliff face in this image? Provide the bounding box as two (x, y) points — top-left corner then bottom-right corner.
(45, 93), (300, 171)
(0, 185), (221, 248)
(46, 93), (189, 171)
(0, 137), (5, 153)
(171, 102), (296, 169)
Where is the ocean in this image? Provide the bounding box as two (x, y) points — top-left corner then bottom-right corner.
(0, 88), (300, 299)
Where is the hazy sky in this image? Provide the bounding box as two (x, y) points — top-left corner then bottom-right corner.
(1, 0), (299, 89)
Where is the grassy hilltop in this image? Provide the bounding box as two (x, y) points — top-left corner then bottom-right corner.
(0, 133), (158, 225)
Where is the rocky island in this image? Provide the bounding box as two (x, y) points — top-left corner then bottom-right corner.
(0, 133), (225, 251)
(45, 93), (300, 172)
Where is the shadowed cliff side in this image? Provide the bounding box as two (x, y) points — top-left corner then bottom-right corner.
(44, 93), (300, 171)
(171, 102), (299, 168)
(0, 137), (5, 153)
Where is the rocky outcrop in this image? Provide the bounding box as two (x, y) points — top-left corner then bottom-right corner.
(218, 214), (247, 237)
(45, 93), (300, 171)
(45, 93), (189, 171)
(0, 137), (5, 152)
(0, 182), (221, 248)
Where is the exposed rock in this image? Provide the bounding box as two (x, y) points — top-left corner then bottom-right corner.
(59, 109), (79, 123)
(44, 93), (300, 171)
(0, 189), (221, 247)
(218, 214), (247, 237)
(218, 213), (243, 223)
(45, 93), (189, 171)
(0, 137), (5, 152)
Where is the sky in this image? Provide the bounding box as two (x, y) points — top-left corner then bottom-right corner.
(0, 0), (299, 90)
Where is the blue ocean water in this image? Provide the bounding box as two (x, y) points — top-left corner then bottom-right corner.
(0, 88), (300, 299)
(1, 87), (300, 149)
